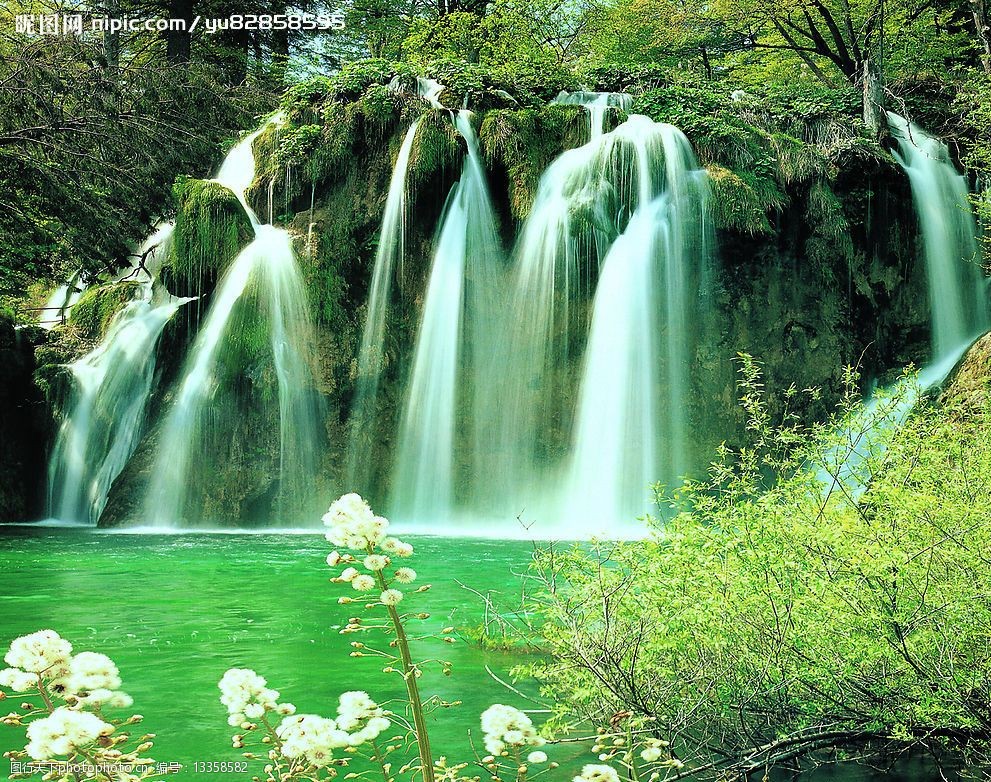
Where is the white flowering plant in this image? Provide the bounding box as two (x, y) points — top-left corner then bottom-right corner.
(1, 495), (686, 782)
(0, 630), (164, 781)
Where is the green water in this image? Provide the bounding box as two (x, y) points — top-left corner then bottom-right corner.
(0, 528), (538, 777)
(0, 528), (955, 781)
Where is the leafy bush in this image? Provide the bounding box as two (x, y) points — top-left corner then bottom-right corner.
(524, 353), (991, 777)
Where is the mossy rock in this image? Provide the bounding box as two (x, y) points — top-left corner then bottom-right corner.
(480, 105), (587, 219)
(162, 178), (254, 299)
(706, 164), (787, 236)
(408, 111), (462, 187)
(68, 281), (143, 342)
(940, 331), (991, 416)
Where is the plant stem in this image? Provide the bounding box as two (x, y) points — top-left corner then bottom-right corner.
(35, 675), (54, 712)
(371, 564), (434, 782)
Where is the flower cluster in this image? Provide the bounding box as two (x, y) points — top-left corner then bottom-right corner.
(0, 631), (155, 770)
(218, 668), (295, 726)
(639, 737), (670, 763)
(334, 690), (390, 745)
(66, 652), (133, 708)
(323, 493), (389, 549)
(23, 706), (114, 760)
(574, 764), (621, 782)
(218, 667), (392, 778)
(4, 629), (72, 674)
(479, 704), (545, 756)
(276, 714), (349, 768)
(325, 494), (416, 607)
(1, 630), (132, 708)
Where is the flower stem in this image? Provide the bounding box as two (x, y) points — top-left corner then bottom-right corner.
(35, 675), (54, 713)
(372, 565), (434, 782)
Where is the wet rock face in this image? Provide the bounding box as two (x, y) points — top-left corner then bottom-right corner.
(56, 91), (937, 527)
(0, 316), (48, 521)
(940, 332), (991, 414)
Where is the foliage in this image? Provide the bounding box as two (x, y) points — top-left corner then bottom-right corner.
(955, 70), (991, 254)
(67, 283), (143, 343)
(163, 177), (254, 298)
(479, 106), (587, 218)
(0, 11), (270, 301)
(523, 354), (991, 777)
(0, 630), (167, 780)
(705, 165), (781, 234)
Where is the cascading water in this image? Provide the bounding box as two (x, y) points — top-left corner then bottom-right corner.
(47, 228), (187, 525)
(553, 91), (633, 139)
(563, 123), (711, 532)
(144, 128), (322, 526)
(390, 110), (503, 523)
(820, 115), (989, 497)
(888, 112), (989, 354)
(345, 119), (422, 493)
(39, 272), (86, 329)
(476, 115), (711, 531)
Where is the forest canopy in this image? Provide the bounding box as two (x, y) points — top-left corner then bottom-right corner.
(1, 0), (990, 304)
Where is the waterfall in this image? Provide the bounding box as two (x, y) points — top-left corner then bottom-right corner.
(564, 123), (711, 533)
(820, 116), (989, 498)
(888, 112), (989, 355)
(345, 120), (422, 494)
(144, 127), (322, 526)
(390, 110), (502, 523)
(39, 272), (86, 329)
(553, 91), (633, 139)
(47, 228), (187, 525)
(476, 116), (710, 530)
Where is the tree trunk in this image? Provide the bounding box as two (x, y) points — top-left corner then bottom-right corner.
(861, 54), (886, 140)
(971, 0), (991, 73)
(166, 0), (193, 64)
(102, 0), (120, 68)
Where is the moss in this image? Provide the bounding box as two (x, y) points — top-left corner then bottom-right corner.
(408, 111), (462, 187)
(706, 164), (787, 236)
(357, 85), (403, 142)
(163, 177), (254, 298)
(479, 106), (586, 219)
(803, 180), (856, 274)
(768, 132), (833, 186)
(68, 281), (143, 342)
(281, 76), (335, 124)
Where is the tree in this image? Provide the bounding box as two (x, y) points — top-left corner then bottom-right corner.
(0, 4), (265, 296)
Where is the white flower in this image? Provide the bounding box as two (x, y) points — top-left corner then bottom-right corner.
(0, 667), (37, 692)
(5, 630), (72, 675)
(323, 494), (389, 549)
(394, 567), (416, 583)
(363, 554), (388, 571)
(327, 552), (342, 567)
(66, 652), (122, 692)
(24, 706), (113, 760)
(351, 574), (376, 591)
(381, 537), (414, 557)
(528, 751), (548, 764)
(339, 567), (359, 582)
(336, 691), (390, 745)
(277, 714), (349, 767)
(640, 747), (663, 762)
(480, 704), (543, 755)
(380, 589), (403, 605)
(218, 669), (280, 718)
(573, 764), (620, 782)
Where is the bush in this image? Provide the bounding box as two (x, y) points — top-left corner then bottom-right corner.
(523, 354), (991, 777)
